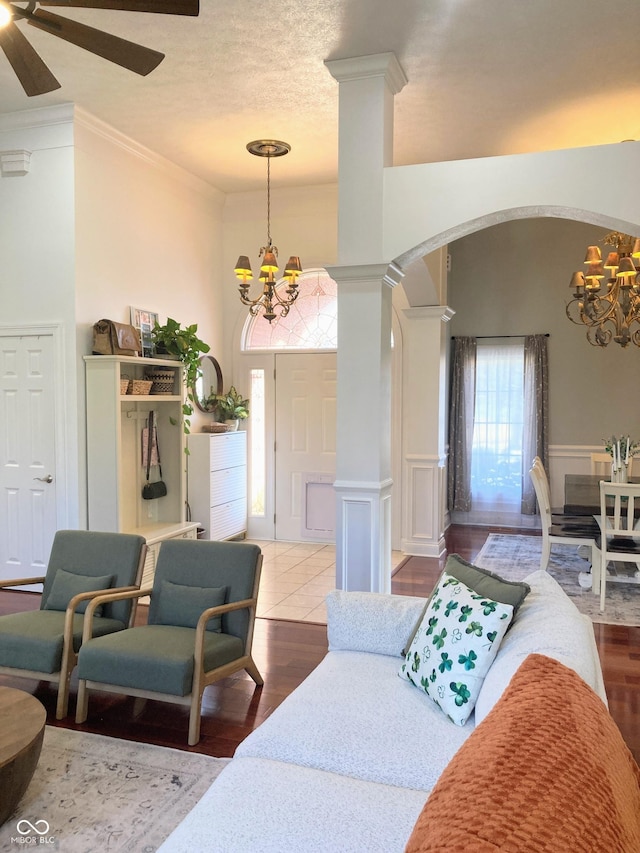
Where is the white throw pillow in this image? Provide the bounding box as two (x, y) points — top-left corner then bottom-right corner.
(326, 590), (427, 657)
(399, 571), (514, 726)
(473, 570), (602, 725)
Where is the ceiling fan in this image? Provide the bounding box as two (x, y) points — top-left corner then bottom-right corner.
(0, 1), (199, 97)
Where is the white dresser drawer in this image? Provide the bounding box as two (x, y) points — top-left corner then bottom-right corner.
(209, 432), (246, 471)
(210, 497), (247, 540)
(188, 432), (247, 541)
(210, 465), (246, 506)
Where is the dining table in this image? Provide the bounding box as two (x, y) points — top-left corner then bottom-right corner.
(563, 473), (640, 516)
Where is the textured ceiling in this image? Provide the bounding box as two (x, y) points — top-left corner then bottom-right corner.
(1, 1), (639, 193)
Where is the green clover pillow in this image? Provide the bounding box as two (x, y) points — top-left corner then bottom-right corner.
(399, 570), (514, 726)
(402, 554), (529, 655)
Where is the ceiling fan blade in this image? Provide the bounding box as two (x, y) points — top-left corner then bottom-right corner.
(37, 1), (199, 15)
(0, 20), (61, 96)
(27, 8), (164, 75)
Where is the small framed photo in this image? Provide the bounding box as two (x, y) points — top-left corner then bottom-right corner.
(130, 307), (158, 358)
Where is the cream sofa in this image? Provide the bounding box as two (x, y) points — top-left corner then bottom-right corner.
(159, 570), (607, 853)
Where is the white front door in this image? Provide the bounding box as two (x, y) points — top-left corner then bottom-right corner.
(274, 352), (337, 542)
(0, 334), (58, 580)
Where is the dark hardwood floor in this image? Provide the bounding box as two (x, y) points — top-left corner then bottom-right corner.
(1, 525), (638, 762)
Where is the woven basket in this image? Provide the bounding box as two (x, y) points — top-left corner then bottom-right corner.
(201, 422), (231, 433)
(131, 379), (153, 396)
(119, 379), (131, 395)
(145, 369), (175, 395)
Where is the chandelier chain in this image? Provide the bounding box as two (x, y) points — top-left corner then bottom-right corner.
(234, 139), (301, 323)
(266, 155), (272, 249)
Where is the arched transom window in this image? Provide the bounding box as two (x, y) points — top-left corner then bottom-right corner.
(242, 268), (337, 351)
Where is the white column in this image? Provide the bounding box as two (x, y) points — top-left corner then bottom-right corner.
(325, 53), (407, 265)
(328, 263), (402, 592)
(401, 306), (454, 557)
(325, 53), (407, 593)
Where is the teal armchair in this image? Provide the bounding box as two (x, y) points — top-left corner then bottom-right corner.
(0, 530), (146, 719)
(75, 538), (263, 745)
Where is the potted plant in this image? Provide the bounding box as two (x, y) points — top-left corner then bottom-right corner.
(150, 318), (210, 434)
(214, 386), (249, 430)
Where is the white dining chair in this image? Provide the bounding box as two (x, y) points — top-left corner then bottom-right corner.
(529, 458), (599, 577)
(593, 481), (640, 614)
(590, 452), (634, 477)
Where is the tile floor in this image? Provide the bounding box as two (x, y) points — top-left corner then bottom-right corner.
(247, 539), (406, 624)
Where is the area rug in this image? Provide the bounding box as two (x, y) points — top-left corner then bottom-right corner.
(474, 533), (640, 627)
(0, 727), (228, 852)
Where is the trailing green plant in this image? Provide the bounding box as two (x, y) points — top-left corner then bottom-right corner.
(151, 318), (210, 436)
(214, 386), (249, 421)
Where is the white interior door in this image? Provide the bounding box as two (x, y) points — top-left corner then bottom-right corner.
(0, 334), (58, 580)
(274, 352), (336, 542)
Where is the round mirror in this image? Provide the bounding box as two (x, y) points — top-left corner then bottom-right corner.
(193, 356), (223, 413)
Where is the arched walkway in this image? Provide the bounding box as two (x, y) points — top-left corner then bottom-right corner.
(327, 51), (640, 593)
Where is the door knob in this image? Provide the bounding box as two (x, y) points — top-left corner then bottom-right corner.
(33, 474), (54, 484)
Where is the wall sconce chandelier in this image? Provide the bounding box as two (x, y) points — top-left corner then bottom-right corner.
(234, 140), (302, 323)
(567, 231), (640, 347)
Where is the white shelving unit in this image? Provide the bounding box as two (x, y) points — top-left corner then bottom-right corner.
(187, 432), (247, 541)
(84, 355), (199, 585)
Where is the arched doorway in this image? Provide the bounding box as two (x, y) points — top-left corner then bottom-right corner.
(237, 269), (403, 544)
(239, 270), (338, 542)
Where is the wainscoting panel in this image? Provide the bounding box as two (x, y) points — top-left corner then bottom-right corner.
(335, 479), (393, 592)
(402, 455), (446, 558)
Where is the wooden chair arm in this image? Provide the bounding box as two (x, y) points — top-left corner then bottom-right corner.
(80, 587), (152, 643)
(0, 576), (46, 589)
(194, 597), (258, 668)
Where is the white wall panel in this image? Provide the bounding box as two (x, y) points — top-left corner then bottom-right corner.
(291, 397), (308, 453)
(322, 397), (336, 453)
(402, 455), (446, 557)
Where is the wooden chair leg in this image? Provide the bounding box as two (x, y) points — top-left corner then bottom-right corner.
(245, 658), (263, 686)
(540, 535), (551, 571)
(75, 680), (89, 724)
(56, 682), (70, 720)
(56, 650), (76, 719)
(599, 554), (607, 613)
(591, 554), (601, 595)
(56, 667), (71, 720)
(188, 691), (203, 746)
(132, 697), (148, 717)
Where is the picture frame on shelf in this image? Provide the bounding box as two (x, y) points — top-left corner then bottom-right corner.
(130, 307), (159, 358)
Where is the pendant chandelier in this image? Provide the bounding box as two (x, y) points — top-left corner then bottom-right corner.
(567, 231), (640, 347)
(234, 140), (302, 323)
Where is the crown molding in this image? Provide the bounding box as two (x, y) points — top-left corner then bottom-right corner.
(0, 103), (75, 133)
(74, 107), (224, 203)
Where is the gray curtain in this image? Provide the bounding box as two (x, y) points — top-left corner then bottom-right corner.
(447, 337), (477, 512)
(521, 334), (549, 514)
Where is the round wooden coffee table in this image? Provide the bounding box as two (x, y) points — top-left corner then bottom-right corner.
(0, 687), (46, 827)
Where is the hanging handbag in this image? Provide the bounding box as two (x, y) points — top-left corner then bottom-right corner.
(142, 411), (168, 500)
(93, 319), (142, 356)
